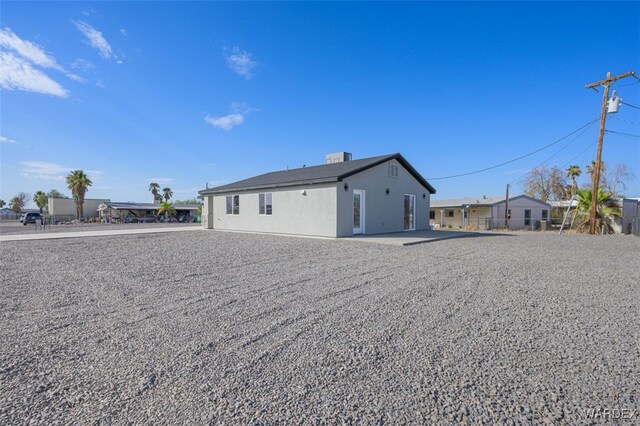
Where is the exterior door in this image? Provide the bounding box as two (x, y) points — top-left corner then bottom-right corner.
(404, 194), (416, 231)
(353, 190), (365, 234)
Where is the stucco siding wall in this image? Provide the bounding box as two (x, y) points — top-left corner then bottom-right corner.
(493, 197), (550, 229)
(211, 184), (338, 237)
(336, 160), (431, 237)
(48, 198), (109, 218)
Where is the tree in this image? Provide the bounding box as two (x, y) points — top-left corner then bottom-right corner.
(157, 201), (176, 221)
(522, 165), (567, 202)
(162, 187), (173, 202)
(574, 188), (620, 234)
(66, 170), (93, 220)
(47, 189), (68, 199)
(174, 199), (199, 205)
(565, 165), (582, 198)
(9, 192), (29, 213)
(0, 199), (5, 208)
(604, 163), (634, 197)
(149, 182), (161, 202)
(33, 191), (48, 213)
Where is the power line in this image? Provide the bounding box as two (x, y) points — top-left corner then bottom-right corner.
(616, 79), (640, 87)
(605, 130), (640, 139)
(611, 116), (640, 126)
(621, 101), (640, 110)
(425, 118), (599, 180)
(508, 120), (597, 185)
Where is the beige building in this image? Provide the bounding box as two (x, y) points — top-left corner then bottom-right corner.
(199, 153), (436, 237)
(48, 197), (110, 220)
(431, 195), (551, 230)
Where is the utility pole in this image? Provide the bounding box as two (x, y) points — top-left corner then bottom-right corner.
(585, 71), (637, 234)
(504, 184), (510, 229)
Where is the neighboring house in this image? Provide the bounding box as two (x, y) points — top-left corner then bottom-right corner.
(48, 198), (110, 220)
(550, 197), (640, 234)
(0, 207), (21, 220)
(431, 195), (551, 230)
(199, 152), (436, 237)
(97, 202), (200, 220)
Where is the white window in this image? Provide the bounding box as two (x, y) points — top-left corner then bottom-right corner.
(259, 193), (272, 215)
(389, 163), (399, 178)
(226, 195), (239, 215)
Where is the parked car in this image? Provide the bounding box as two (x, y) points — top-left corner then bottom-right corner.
(139, 214), (158, 223)
(22, 212), (43, 225)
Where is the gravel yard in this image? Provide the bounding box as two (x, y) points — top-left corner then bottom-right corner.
(1, 231), (638, 424)
(0, 221), (199, 236)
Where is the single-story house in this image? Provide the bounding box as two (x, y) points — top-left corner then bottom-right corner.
(97, 202), (201, 221)
(550, 197), (639, 234)
(199, 152), (436, 237)
(430, 194), (551, 230)
(0, 207), (20, 220)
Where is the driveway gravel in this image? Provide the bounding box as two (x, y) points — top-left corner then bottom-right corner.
(1, 231), (638, 424)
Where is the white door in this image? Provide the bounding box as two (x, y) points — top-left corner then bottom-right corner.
(404, 194), (415, 231)
(353, 189), (365, 234)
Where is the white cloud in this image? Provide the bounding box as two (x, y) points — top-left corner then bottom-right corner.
(21, 161), (70, 175)
(0, 51), (68, 97)
(225, 46), (257, 79)
(66, 73), (87, 83)
(148, 177), (174, 184)
(19, 161), (102, 182)
(230, 101), (259, 114)
(20, 172), (65, 182)
(0, 28), (73, 96)
(205, 113), (244, 131)
(71, 58), (95, 70)
(120, 28), (128, 37)
(0, 136), (17, 144)
(205, 102), (258, 131)
(73, 21), (114, 60)
(95, 80), (106, 89)
(0, 27), (64, 71)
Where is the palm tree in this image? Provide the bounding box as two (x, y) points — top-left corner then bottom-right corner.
(157, 201), (176, 221)
(66, 170), (93, 220)
(586, 161), (606, 186)
(565, 165), (581, 198)
(575, 188), (620, 234)
(33, 191), (48, 213)
(149, 182), (161, 202)
(162, 187), (173, 202)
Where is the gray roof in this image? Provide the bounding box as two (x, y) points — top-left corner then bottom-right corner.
(101, 202), (200, 210)
(431, 194), (549, 208)
(199, 153), (436, 195)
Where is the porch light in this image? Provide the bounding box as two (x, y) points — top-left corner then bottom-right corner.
(386, 188), (390, 195)
(344, 183), (349, 191)
(423, 193), (426, 199)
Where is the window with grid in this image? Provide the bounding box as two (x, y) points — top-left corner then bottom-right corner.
(226, 195), (239, 215)
(259, 193), (272, 215)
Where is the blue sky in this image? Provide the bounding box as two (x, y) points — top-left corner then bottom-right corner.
(1, 2), (639, 206)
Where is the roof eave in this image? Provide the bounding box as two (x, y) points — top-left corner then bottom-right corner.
(199, 177), (340, 195)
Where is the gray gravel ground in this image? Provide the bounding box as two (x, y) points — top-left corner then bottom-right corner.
(1, 231), (638, 424)
(0, 221), (199, 235)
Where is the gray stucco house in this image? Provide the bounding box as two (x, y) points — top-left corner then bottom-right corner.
(199, 152), (436, 237)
